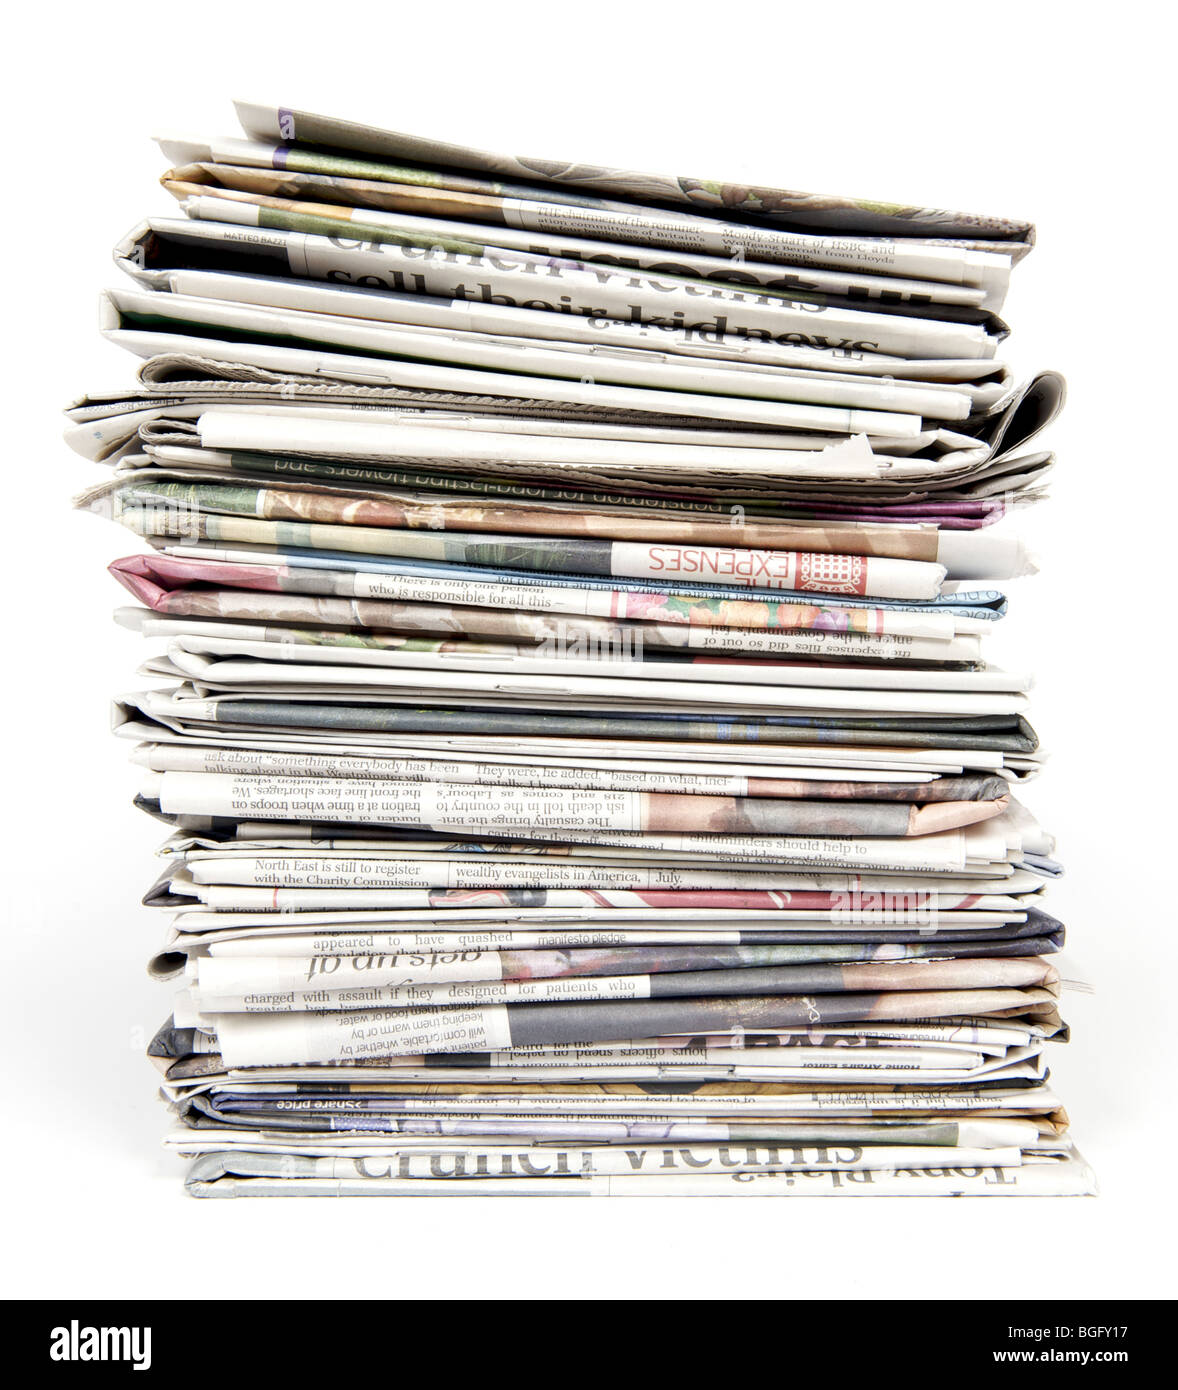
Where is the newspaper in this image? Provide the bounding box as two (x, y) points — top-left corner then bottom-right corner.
(158, 125), (1032, 263)
(150, 202), (1001, 319)
(133, 744), (1006, 803)
(100, 481), (954, 600)
(183, 952), (1059, 1012)
(179, 1150), (1095, 1197)
(130, 238), (1004, 403)
(118, 219), (1017, 385)
(203, 981), (1062, 1064)
(67, 372), (1062, 509)
(97, 472), (1036, 574)
(143, 768), (1013, 839)
(210, 102), (1035, 254)
(104, 284), (990, 422)
(131, 612), (982, 668)
(108, 553), (992, 659)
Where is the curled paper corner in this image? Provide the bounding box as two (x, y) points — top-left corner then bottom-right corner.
(154, 135), (213, 165)
(113, 606), (152, 634)
(70, 482), (117, 518)
(62, 421), (108, 462)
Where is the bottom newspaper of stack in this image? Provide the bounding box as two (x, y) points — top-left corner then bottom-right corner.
(118, 576), (1093, 1196)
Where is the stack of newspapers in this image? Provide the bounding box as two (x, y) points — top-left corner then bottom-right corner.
(67, 100), (1095, 1197)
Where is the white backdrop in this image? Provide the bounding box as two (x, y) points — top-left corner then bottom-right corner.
(4, 1), (1175, 1300)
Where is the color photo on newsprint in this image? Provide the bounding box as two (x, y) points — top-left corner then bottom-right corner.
(65, 98), (1094, 1200)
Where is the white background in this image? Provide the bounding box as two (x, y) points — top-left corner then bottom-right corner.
(3, 1), (1175, 1300)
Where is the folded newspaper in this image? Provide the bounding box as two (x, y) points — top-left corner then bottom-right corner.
(67, 100), (1093, 1197)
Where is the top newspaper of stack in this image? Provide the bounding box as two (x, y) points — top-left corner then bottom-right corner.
(68, 99), (1059, 518)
